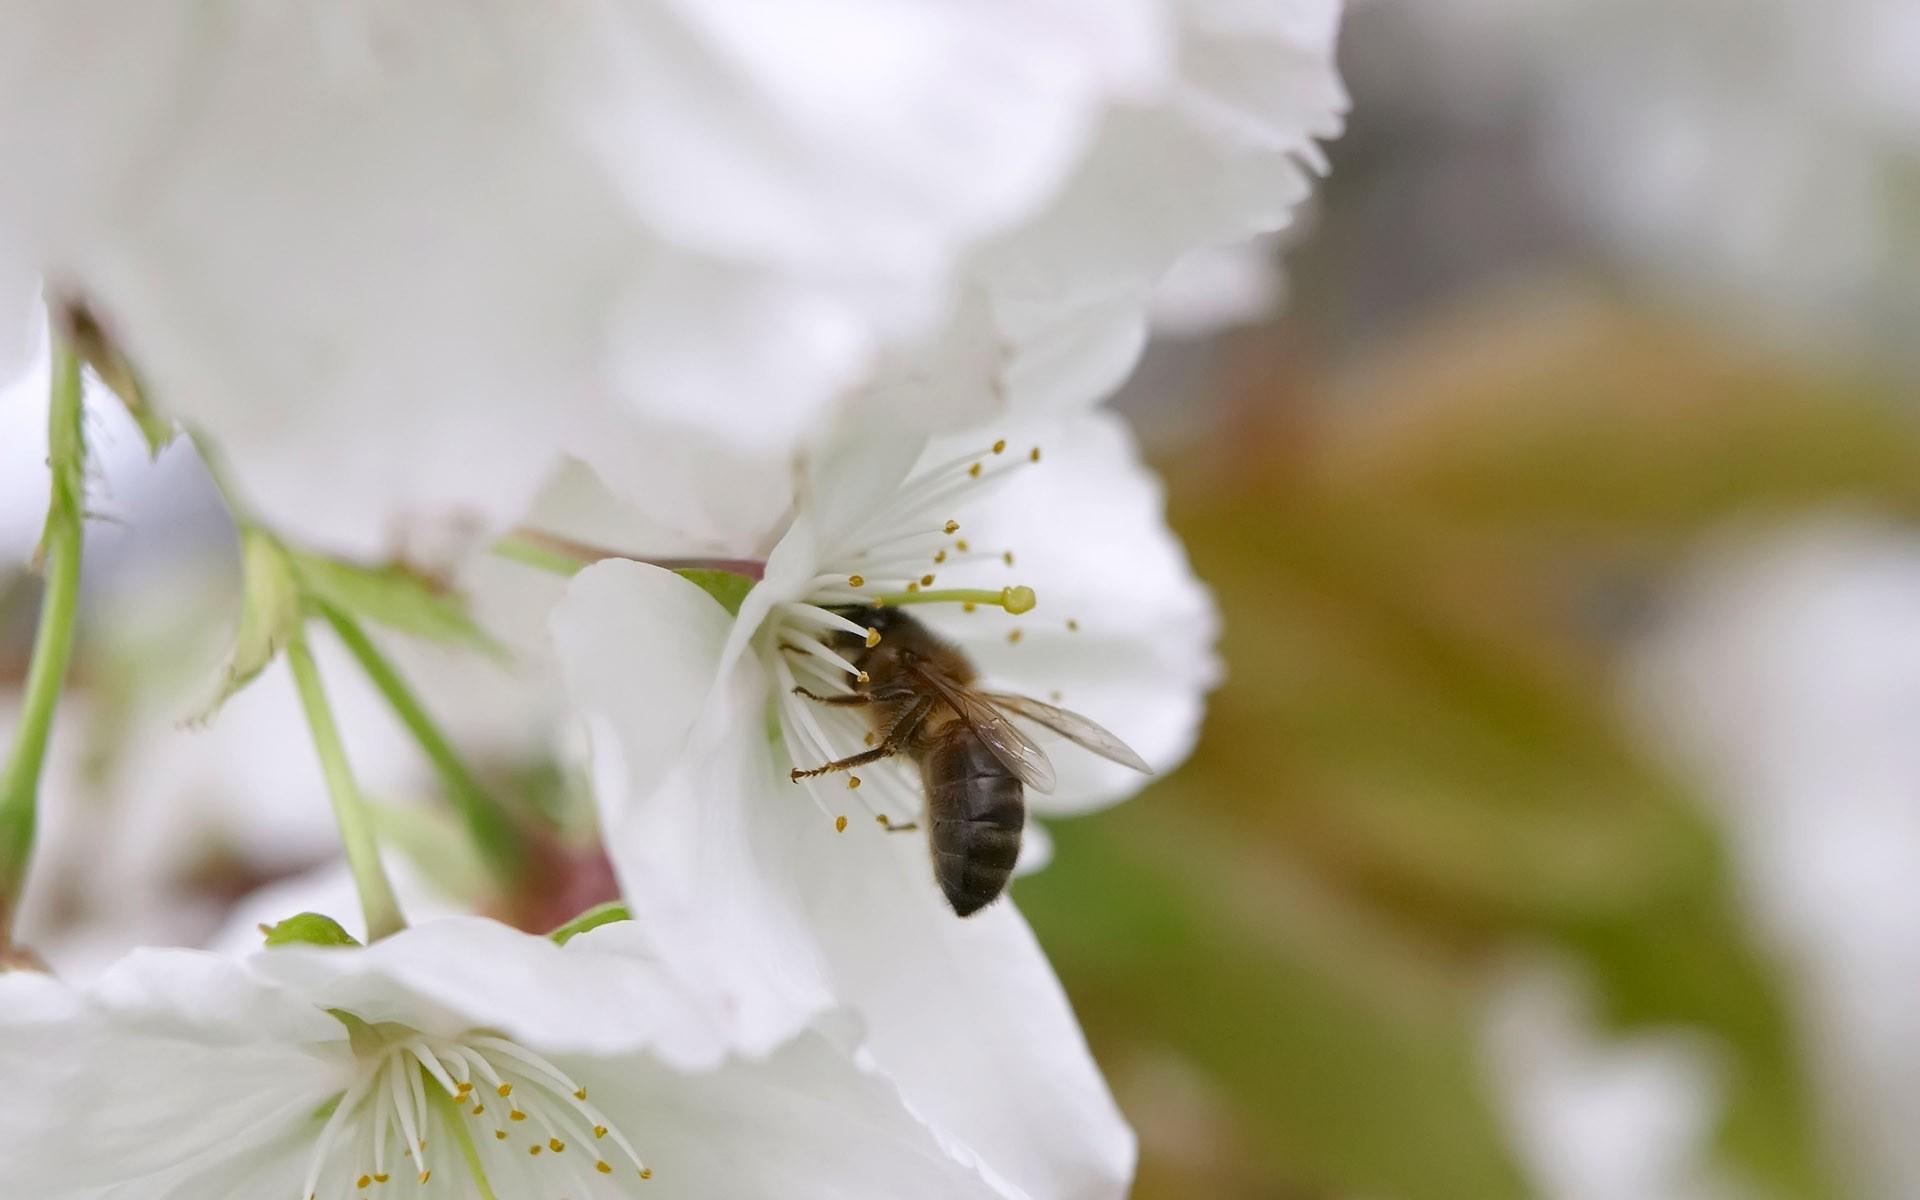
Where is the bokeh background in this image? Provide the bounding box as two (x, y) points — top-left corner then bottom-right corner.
(6, 3), (1920, 1198)
(1029, 3), (1920, 1197)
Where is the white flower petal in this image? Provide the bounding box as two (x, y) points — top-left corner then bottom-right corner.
(0, 951), (348, 1197)
(0, 4), (1182, 557)
(1482, 958), (1736, 1200)
(940, 0), (1347, 411)
(249, 915), (731, 1069)
(790, 816), (1137, 1199)
(916, 411), (1220, 814)
(2, 926), (1025, 1200)
(553, 560), (839, 1052)
(569, 1020), (1024, 1200)
(1015, 819), (1057, 877)
(1000, 290), (1152, 415)
(1149, 234), (1284, 337)
(1625, 519), (1920, 1193)
(0, 262), (38, 383)
(0, 361), (51, 567)
(547, 0), (1167, 269)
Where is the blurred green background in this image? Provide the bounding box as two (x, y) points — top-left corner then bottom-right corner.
(1023, 300), (1920, 1198)
(1014, 1), (1920, 1189)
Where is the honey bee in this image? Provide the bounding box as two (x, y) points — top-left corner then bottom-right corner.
(788, 605), (1151, 916)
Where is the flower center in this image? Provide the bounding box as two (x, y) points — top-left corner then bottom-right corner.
(301, 1028), (650, 1200)
(763, 436), (1041, 831)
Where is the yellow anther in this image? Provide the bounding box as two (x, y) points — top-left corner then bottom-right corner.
(510, 1109), (527, 1122)
(641, 1168), (654, 1179)
(373, 1175), (389, 1185)
(418, 1171), (431, 1185)
(1007, 629), (1023, 644)
(575, 1087), (588, 1101)
(456, 1081), (473, 1095)
(992, 439), (1007, 454)
(495, 1131), (508, 1141)
(357, 1175), (372, 1189)
(834, 815), (848, 833)
(472, 1104), (485, 1116)
(1029, 446), (1041, 462)
(529, 1144), (543, 1156)
(955, 539), (970, 552)
(550, 1138), (566, 1153)
(905, 581), (920, 593)
(863, 732), (876, 745)
(920, 573), (935, 586)
(943, 520), (960, 534)
(594, 1126), (609, 1140)
(962, 601), (977, 613)
(598, 1161), (615, 1175)
(856, 671), (870, 684)
(847, 776), (861, 790)
(848, 573), (865, 588)
(1050, 690), (1064, 702)
(497, 1083), (513, 1098)
(876, 814), (890, 827)
(968, 463), (982, 478)
(865, 627), (881, 647)
(1002, 550), (1015, 566)
(933, 550), (947, 564)
(1001, 586), (1037, 614)
(418, 1140), (426, 1152)
(1066, 618), (1080, 632)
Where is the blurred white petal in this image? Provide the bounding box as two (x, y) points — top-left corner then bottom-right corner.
(1628, 518), (1920, 1196)
(1481, 959), (1742, 1200)
(0, 2), (1178, 557)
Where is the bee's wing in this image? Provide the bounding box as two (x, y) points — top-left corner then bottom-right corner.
(982, 693), (1154, 775)
(913, 667), (1058, 794)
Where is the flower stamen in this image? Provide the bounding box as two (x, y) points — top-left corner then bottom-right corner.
(301, 1028), (649, 1197)
(868, 586), (1035, 614)
(765, 435), (1053, 834)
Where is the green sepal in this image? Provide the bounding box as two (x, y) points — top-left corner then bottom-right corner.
(548, 901), (631, 945)
(675, 568), (755, 616)
(260, 911), (362, 948)
(326, 1009), (385, 1059)
(288, 552), (505, 658)
(66, 305), (175, 456)
(195, 527), (300, 721)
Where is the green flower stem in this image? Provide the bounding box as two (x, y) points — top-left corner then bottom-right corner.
(0, 342), (85, 954)
(317, 602), (526, 887)
(285, 621), (405, 942)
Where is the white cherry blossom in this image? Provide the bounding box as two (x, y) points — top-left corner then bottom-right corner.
(0, 2), (1166, 557)
(553, 409), (1216, 1199)
(0, 917), (1023, 1200)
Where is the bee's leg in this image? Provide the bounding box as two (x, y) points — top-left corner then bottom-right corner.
(790, 696), (932, 781)
(790, 686), (872, 707)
